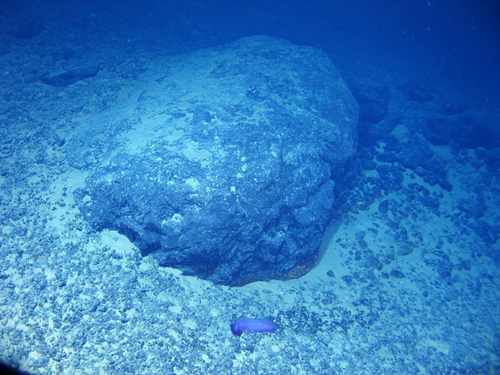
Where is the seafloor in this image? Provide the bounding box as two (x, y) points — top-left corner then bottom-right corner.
(1, 8), (499, 375)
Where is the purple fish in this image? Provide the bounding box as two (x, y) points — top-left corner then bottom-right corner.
(230, 317), (277, 336)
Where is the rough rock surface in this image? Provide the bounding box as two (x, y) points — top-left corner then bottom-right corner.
(75, 36), (358, 285)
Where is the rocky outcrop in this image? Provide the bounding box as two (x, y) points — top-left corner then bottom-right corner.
(75, 36), (358, 286)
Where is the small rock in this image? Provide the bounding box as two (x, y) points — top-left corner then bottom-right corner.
(378, 200), (389, 214)
(390, 270), (405, 278)
(459, 260), (472, 271)
(342, 275), (354, 285)
(367, 256), (383, 270)
(398, 246), (413, 256)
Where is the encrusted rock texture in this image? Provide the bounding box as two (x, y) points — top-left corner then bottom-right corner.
(75, 36), (358, 285)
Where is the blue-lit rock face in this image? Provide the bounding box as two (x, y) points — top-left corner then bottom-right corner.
(75, 36), (358, 286)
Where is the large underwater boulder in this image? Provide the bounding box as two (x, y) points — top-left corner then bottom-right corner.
(75, 36), (358, 286)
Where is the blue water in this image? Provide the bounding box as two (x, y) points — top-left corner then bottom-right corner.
(1, 1), (499, 374)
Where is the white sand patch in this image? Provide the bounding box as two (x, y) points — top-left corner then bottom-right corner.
(99, 229), (136, 258)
